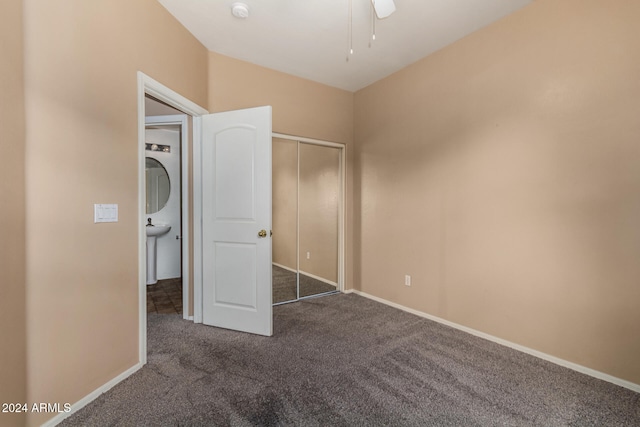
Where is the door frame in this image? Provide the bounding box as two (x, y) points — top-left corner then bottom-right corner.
(272, 132), (346, 295)
(137, 72), (208, 364)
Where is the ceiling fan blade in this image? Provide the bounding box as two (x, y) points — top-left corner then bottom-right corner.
(371, 0), (396, 19)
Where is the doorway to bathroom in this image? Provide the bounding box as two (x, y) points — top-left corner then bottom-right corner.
(144, 96), (190, 319)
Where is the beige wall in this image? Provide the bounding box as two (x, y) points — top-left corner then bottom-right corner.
(299, 143), (340, 282)
(209, 52), (353, 144)
(272, 138), (298, 270)
(354, 0), (640, 385)
(0, 0), (27, 426)
(22, 1), (208, 425)
(209, 52), (355, 290)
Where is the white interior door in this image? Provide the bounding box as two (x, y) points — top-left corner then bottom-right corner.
(201, 106), (272, 336)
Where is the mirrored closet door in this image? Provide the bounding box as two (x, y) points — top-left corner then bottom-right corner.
(272, 137), (343, 304)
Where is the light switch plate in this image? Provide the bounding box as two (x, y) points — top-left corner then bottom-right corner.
(94, 204), (118, 223)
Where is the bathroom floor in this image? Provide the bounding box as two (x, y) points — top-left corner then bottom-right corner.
(147, 278), (182, 315)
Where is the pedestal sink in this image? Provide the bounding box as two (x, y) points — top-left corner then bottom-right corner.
(146, 224), (171, 285)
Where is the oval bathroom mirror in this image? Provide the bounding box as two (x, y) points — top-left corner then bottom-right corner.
(145, 157), (170, 214)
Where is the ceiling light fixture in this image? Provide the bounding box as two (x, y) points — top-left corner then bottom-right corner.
(348, 0), (396, 61)
(369, 1), (376, 47)
(231, 2), (250, 19)
(371, 0), (396, 19)
(347, 0), (354, 61)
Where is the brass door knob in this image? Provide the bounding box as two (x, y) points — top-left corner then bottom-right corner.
(258, 229), (267, 238)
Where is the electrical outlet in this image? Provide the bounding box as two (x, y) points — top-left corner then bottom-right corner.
(405, 275), (411, 287)
(306, 252), (310, 260)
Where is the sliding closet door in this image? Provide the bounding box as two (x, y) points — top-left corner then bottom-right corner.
(298, 143), (340, 298)
(272, 138), (299, 304)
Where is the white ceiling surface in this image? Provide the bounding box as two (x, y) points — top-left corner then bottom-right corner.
(158, 0), (532, 92)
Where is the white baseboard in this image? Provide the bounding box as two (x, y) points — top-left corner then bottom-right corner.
(272, 262), (297, 273)
(43, 362), (143, 427)
(299, 270), (338, 287)
(273, 263), (338, 288)
(351, 290), (640, 394)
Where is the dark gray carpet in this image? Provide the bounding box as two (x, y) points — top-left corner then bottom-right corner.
(272, 265), (336, 304)
(61, 294), (639, 426)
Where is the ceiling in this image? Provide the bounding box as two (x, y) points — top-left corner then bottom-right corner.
(158, 0), (532, 92)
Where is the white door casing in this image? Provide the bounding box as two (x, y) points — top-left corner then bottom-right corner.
(139, 72), (208, 363)
(201, 106), (273, 336)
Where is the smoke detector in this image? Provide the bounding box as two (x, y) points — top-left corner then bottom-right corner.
(231, 2), (250, 19)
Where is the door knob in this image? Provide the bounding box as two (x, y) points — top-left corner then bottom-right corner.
(258, 229), (267, 238)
